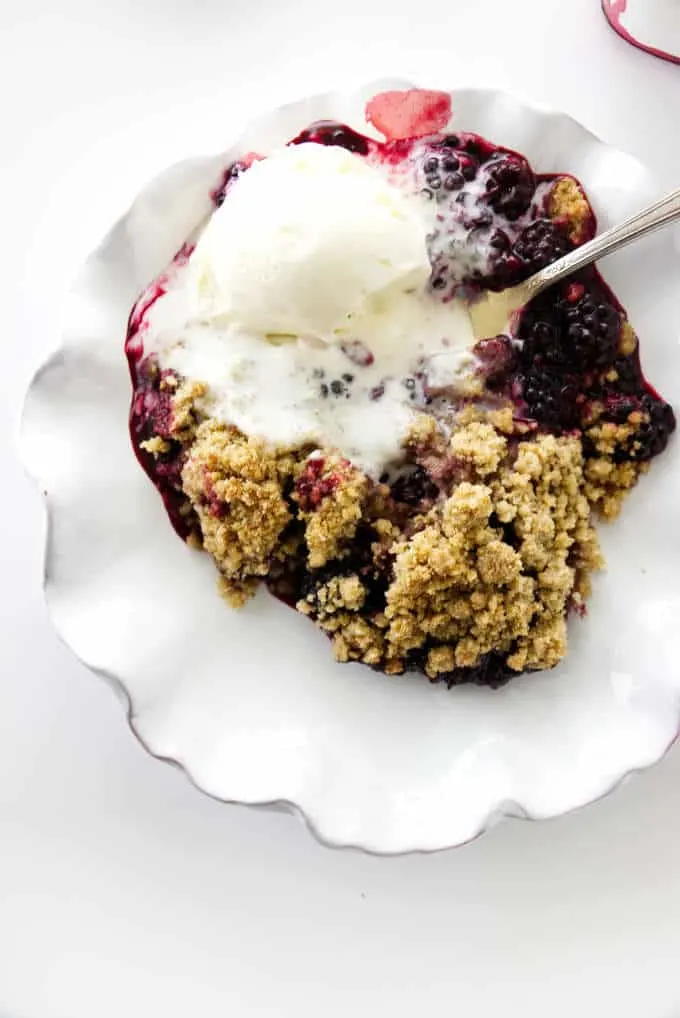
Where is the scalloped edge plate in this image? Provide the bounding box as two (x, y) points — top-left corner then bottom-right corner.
(21, 81), (680, 853)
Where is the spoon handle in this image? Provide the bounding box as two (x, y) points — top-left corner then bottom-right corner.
(526, 184), (680, 300)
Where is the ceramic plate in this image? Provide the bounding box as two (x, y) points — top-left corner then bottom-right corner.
(21, 81), (680, 853)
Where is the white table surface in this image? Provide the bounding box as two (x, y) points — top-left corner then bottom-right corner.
(2, 1), (680, 1015)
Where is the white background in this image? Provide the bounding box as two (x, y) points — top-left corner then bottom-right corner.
(2, 0), (680, 1015)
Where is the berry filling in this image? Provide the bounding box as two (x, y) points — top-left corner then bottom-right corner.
(128, 355), (196, 540)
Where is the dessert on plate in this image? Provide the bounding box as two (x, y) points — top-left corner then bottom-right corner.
(126, 88), (675, 689)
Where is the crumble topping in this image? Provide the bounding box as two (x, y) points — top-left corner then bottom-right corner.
(448, 421), (507, 475)
(548, 178), (592, 243)
(181, 421), (297, 589)
(140, 435), (171, 456)
(383, 431), (602, 676)
(293, 456), (368, 568)
(171, 402), (604, 678)
(171, 379), (207, 442)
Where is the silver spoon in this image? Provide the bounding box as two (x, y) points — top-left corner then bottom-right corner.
(469, 184), (680, 339)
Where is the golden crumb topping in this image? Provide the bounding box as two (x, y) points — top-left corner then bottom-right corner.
(159, 379), (618, 678)
(182, 421), (298, 589)
(548, 177), (592, 243)
(383, 432), (602, 675)
(293, 456), (368, 569)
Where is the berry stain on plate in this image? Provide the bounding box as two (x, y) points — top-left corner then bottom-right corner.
(602, 0), (680, 65)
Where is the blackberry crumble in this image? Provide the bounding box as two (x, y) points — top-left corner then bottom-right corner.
(126, 89), (675, 689)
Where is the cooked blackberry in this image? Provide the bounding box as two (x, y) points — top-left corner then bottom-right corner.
(415, 136), (485, 201)
(517, 367), (582, 430)
(519, 286), (620, 374)
(557, 289), (621, 371)
(514, 219), (570, 273)
(613, 395), (676, 462)
(518, 313), (563, 368)
(484, 155), (535, 221)
(419, 147), (466, 199)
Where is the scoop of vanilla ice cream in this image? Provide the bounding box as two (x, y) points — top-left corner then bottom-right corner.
(189, 143), (431, 342)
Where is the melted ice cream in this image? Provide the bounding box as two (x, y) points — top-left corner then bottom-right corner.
(142, 143), (479, 477)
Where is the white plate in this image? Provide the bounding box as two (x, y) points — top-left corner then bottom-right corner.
(21, 81), (680, 854)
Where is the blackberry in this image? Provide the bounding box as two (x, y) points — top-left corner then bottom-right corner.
(517, 367), (582, 430)
(291, 120), (369, 155)
(519, 286), (620, 374)
(513, 219), (570, 273)
(557, 289), (620, 371)
(419, 147), (467, 198)
(614, 395), (676, 462)
(416, 137), (481, 201)
(390, 466), (439, 507)
(518, 313), (563, 368)
(484, 155), (535, 221)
